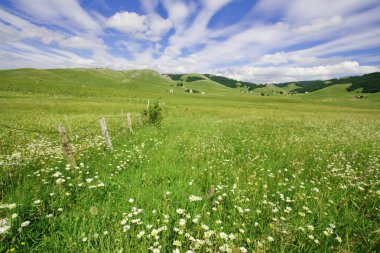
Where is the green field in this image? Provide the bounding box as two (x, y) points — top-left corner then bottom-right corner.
(1, 69), (380, 252)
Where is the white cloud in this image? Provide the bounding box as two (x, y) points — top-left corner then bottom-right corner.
(58, 36), (107, 50)
(295, 16), (342, 33)
(0, 8), (107, 52)
(106, 11), (171, 41)
(217, 61), (380, 83)
(106, 11), (147, 33)
(0, 8), (64, 45)
(162, 0), (194, 32)
(260, 52), (318, 65)
(286, 0), (378, 24)
(12, 0), (102, 34)
(148, 15), (172, 38)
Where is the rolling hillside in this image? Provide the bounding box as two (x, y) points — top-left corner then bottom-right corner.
(0, 69), (238, 98)
(0, 68), (174, 97)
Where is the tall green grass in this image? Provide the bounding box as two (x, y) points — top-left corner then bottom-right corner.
(0, 69), (379, 252)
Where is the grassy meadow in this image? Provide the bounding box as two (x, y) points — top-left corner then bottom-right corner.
(0, 69), (380, 252)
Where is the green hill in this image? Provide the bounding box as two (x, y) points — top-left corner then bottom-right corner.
(251, 83), (299, 95)
(0, 68), (175, 97)
(178, 74), (235, 94)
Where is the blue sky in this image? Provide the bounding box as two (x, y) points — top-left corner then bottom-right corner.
(0, 0), (379, 83)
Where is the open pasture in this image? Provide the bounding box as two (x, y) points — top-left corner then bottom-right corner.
(0, 69), (380, 252)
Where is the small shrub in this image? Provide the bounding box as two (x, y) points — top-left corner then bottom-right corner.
(143, 100), (162, 126)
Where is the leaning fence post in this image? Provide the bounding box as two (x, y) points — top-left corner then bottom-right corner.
(127, 112), (133, 133)
(58, 125), (76, 168)
(99, 117), (113, 149)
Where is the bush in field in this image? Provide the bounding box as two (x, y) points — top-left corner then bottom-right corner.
(143, 100), (162, 126)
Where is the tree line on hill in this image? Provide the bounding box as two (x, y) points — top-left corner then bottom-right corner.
(166, 72), (380, 93)
(276, 72), (380, 93)
(203, 74), (261, 90)
(166, 74), (205, 82)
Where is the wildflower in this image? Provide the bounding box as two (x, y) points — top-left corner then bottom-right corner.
(307, 225), (315, 231)
(8, 203), (17, 209)
(46, 214), (53, 218)
(0, 219), (11, 234)
(128, 198), (134, 203)
(21, 221), (30, 227)
(103, 231), (109, 235)
(137, 231), (145, 238)
(219, 232), (228, 240)
(176, 208), (185, 215)
(57, 208), (63, 212)
(0, 225), (11, 234)
(179, 219), (186, 227)
(268, 236), (274, 242)
(219, 244), (230, 252)
(201, 224), (209, 230)
(240, 247), (248, 253)
(173, 240), (182, 247)
(82, 237), (87, 242)
(123, 225), (131, 232)
(151, 229), (159, 236)
(11, 213), (18, 219)
(93, 233), (99, 238)
(152, 248), (160, 253)
(56, 178), (65, 184)
(229, 233), (236, 240)
(336, 236), (342, 243)
(189, 195), (202, 202)
(52, 172), (61, 177)
(34, 200), (41, 205)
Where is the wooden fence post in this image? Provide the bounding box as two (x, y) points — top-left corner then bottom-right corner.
(138, 114), (142, 126)
(127, 112), (133, 133)
(58, 125), (76, 168)
(99, 117), (113, 149)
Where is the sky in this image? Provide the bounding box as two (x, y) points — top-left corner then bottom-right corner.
(0, 0), (380, 83)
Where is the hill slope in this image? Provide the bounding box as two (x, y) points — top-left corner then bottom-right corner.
(0, 68), (175, 97)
